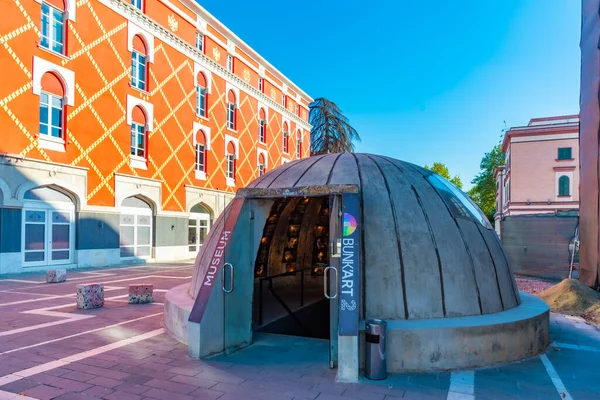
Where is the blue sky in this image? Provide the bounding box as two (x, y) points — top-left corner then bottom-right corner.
(199, 1), (580, 189)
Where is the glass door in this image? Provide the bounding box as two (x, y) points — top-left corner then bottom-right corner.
(188, 213), (210, 259)
(23, 208), (74, 266)
(328, 194), (342, 368)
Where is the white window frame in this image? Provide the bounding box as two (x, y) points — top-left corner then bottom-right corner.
(40, 2), (65, 55)
(131, 50), (147, 91)
(282, 94), (286, 107)
(130, 121), (146, 159)
(296, 136), (301, 159)
(258, 77), (263, 92)
(188, 212), (210, 258)
(259, 118), (266, 143)
(120, 206), (153, 260)
(39, 91), (63, 140)
(226, 153), (235, 186)
(196, 31), (204, 52)
(283, 130), (289, 153)
(196, 85), (207, 117)
(227, 102), (236, 131)
(22, 201), (75, 267)
(226, 54), (233, 72)
(195, 143), (206, 180)
(131, 0), (143, 11)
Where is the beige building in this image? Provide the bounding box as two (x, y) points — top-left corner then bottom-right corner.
(494, 115), (579, 278)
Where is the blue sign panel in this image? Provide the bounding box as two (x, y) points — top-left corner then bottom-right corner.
(339, 193), (360, 336)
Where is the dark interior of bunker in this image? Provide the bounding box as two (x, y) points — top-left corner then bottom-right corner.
(251, 196), (331, 339)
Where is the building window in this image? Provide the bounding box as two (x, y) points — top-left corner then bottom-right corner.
(558, 176), (570, 196)
(120, 196), (152, 259)
(131, 0), (143, 10)
(283, 123), (289, 153)
(196, 144), (205, 172)
(196, 73), (207, 117)
(227, 54), (233, 72)
(258, 78), (264, 92)
(282, 94), (287, 107)
(41, 2), (65, 54)
(558, 147), (572, 160)
(130, 106), (146, 158)
(131, 35), (147, 91)
(227, 153), (235, 179)
(39, 72), (65, 141)
(258, 108), (266, 143)
(296, 135), (301, 158)
(130, 122), (146, 157)
(227, 90), (236, 130)
(258, 154), (266, 176)
(196, 32), (204, 52)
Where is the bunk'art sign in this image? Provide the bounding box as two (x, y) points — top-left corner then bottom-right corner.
(339, 193), (360, 336)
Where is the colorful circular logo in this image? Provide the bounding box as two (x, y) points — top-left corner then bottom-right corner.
(343, 213), (357, 236)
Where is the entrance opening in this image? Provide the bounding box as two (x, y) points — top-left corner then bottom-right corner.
(251, 196), (332, 339)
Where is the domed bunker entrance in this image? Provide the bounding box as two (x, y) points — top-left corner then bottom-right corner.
(164, 153), (550, 382)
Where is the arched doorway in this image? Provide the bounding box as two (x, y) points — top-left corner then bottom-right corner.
(22, 186), (76, 266)
(120, 196), (153, 259)
(188, 203), (211, 259)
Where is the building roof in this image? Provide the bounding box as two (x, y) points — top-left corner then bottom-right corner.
(190, 154), (521, 320)
(502, 114), (579, 152)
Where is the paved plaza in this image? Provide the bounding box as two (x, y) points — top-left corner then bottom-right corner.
(0, 264), (598, 400)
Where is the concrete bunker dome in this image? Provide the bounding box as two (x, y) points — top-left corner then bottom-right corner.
(167, 152), (548, 376)
(189, 152), (521, 320)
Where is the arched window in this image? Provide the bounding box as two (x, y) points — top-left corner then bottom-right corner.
(558, 176), (570, 196)
(282, 122), (289, 153)
(39, 72), (65, 140)
(196, 73), (207, 117)
(258, 108), (266, 143)
(131, 35), (148, 91)
(130, 106), (147, 158)
(120, 196), (153, 258)
(195, 130), (206, 174)
(258, 153), (266, 176)
(41, 0), (66, 54)
(23, 186), (75, 265)
(227, 90), (236, 130)
(226, 141), (236, 183)
(296, 130), (302, 158)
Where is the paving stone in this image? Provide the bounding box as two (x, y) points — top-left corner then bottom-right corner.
(341, 389), (386, 400)
(113, 383), (152, 395)
(81, 385), (116, 398)
(141, 388), (195, 400)
(87, 376), (123, 388)
(104, 391), (144, 400)
(144, 378), (196, 394)
(0, 378), (41, 393)
(187, 387), (224, 400)
(165, 367), (202, 377)
(60, 371), (96, 382)
(50, 378), (94, 392)
(52, 392), (90, 400)
(168, 374), (217, 388)
(23, 385), (68, 400)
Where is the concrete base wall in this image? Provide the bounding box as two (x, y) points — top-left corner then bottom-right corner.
(359, 293), (549, 372)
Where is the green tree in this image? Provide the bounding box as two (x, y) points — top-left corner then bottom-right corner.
(309, 98), (361, 155)
(424, 162), (463, 189)
(468, 144), (504, 222)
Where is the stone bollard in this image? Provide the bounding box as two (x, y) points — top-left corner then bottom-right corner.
(77, 283), (104, 309)
(46, 269), (67, 283)
(129, 284), (153, 304)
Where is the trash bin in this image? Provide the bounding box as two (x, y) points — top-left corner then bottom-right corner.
(365, 319), (387, 380)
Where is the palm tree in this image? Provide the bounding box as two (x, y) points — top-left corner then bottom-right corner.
(309, 98), (361, 155)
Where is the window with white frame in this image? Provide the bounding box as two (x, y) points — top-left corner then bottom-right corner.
(258, 160), (265, 176)
(131, 52), (147, 90)
(196, 32), (204, 52)
(196, 86), (207, 117)
(131, 0), (143, 11)
(227, 153), (235, 180)
(227, 90), (236, 130)
(258, 109), (266, 143)
(40, 2), (65, 54)
(227, 54), (233, 72)
(196, 143), (205, 173)
(282, 94), (286, 107)
(296, 135), (301, 158)
(130, 122), (146, 157)
(283, 125), (289, 153)
(258, 78), (264, 92)
(40, 92), (63, 139)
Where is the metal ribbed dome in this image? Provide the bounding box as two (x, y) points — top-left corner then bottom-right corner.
(190, 153), (520, 320)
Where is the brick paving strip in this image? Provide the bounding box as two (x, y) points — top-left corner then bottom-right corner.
(0, 328), (164, 387)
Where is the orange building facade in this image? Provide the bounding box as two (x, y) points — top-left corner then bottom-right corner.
(0, 0), (312, 273)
